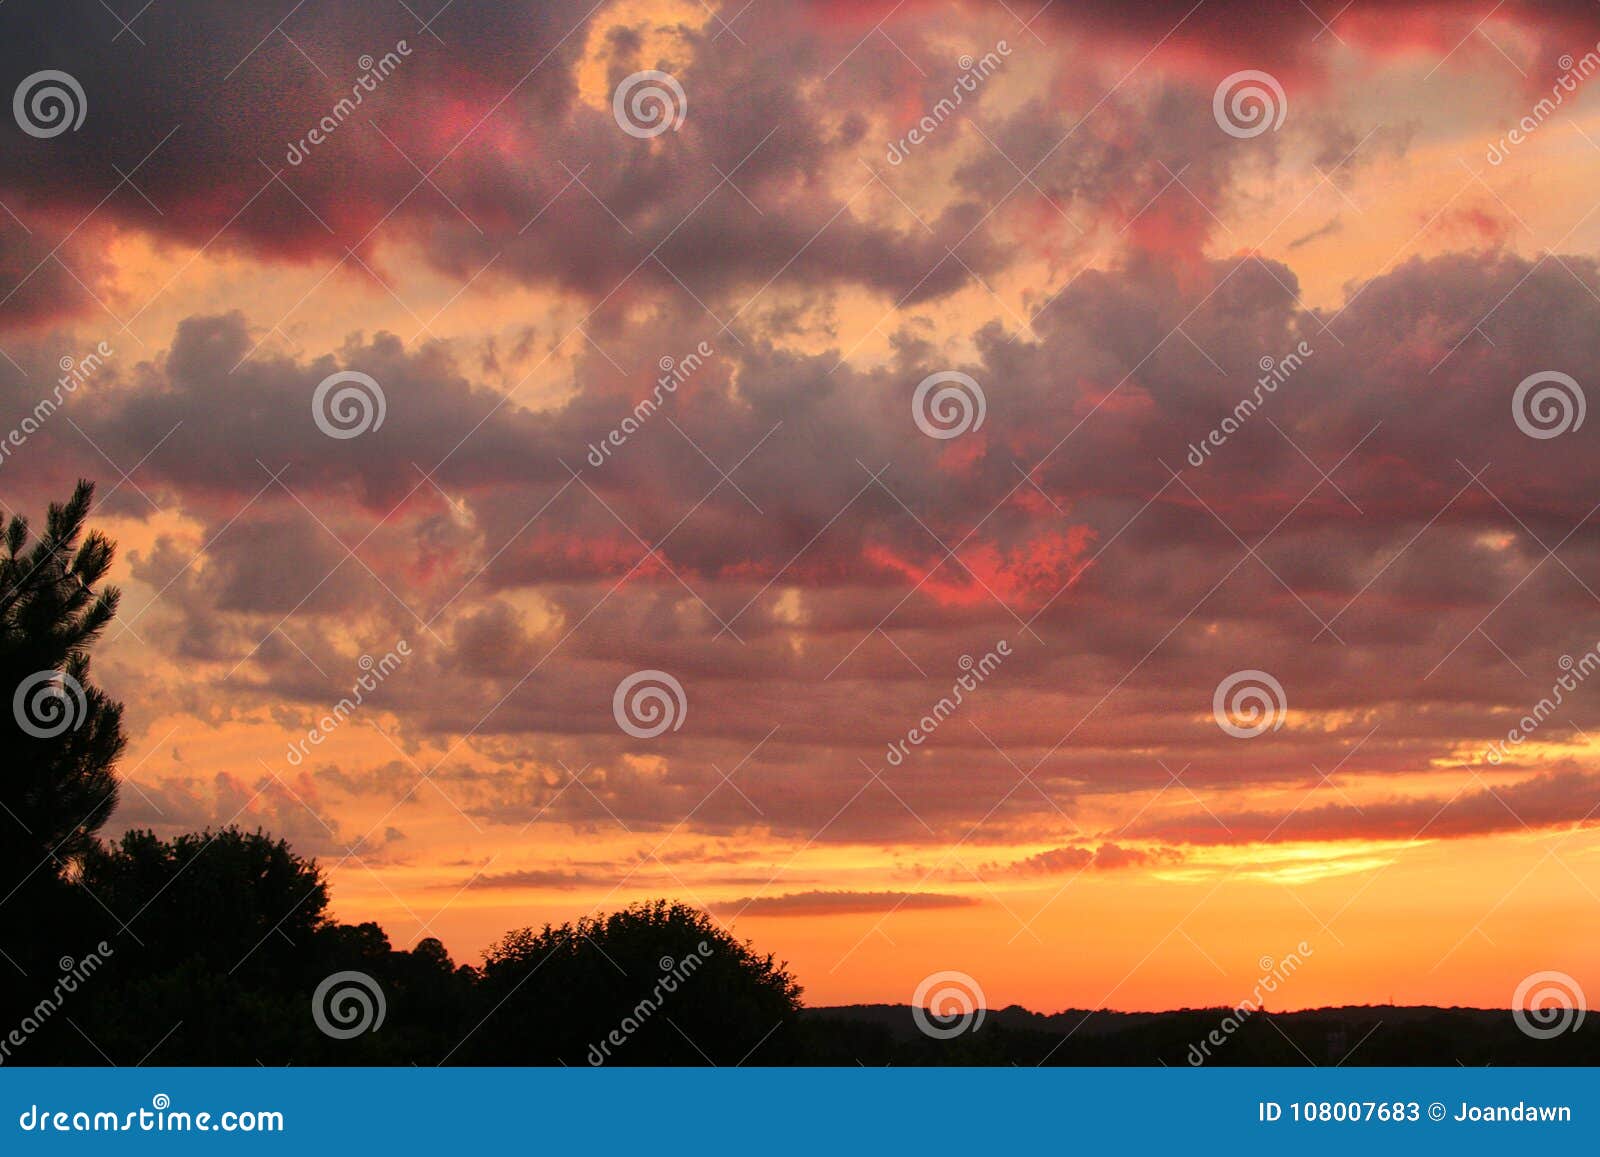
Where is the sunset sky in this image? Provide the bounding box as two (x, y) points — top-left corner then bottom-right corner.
(4, 0), (1600, 1014)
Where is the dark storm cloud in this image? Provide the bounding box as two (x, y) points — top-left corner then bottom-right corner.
(0, 0), (1011, 320)
(802, 0), (1600, 79)
(20, 241), (1600, 846)
(10, 2), (1600, 852)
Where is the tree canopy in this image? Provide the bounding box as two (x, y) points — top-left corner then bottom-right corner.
(474, 900), (804, 1064)
(0, 484), (805, 1066)
(1, 479), (126, 982)
(1, 479), (125, 878)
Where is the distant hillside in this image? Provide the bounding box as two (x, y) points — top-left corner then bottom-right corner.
(801, 1004), (1594, 1065)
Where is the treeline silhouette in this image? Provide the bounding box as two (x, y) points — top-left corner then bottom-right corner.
(2, 484), (1592, 1066)
(1, 483), (802, 1065)
(804, 1004), (1600, 1066)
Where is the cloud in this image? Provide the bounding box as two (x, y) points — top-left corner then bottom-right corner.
(712, 889), (979, 916)
(0, 1), (1022, 318)
(1127, 769), (1600, 846)
(1288, 216), (1343, 249)
(12, 1), (1600, 867)
(983, 842), (1178, 876)
(22, 241), (1598, 850)
(111, 770), (405, 861)
(802, 0), (1600, 81)
(465, 866), (631, 891)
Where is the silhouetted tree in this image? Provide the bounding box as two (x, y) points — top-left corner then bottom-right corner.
(0, 481), (125, 982)
(81, 828), (330, 975)
(49, 828), (476, 1064)
(470, 900), (803, 1065)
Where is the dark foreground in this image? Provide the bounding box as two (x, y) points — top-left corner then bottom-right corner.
(806, 1003), (1597, 1066)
